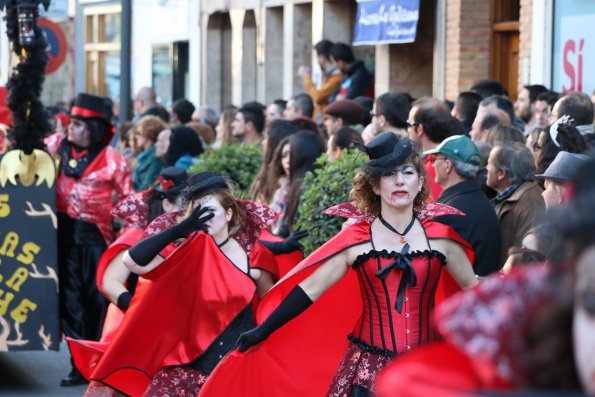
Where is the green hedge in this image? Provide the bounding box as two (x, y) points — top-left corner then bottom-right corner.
(191, 144), (263, 199)
(294, 150), (366, 255)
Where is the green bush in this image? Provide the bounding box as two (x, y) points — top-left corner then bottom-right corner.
(191, 144), (263, 198)
(294, 150), (366, 255)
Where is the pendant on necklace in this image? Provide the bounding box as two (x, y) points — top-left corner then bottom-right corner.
(68, 158), (78, 168)
(400, 236), (407, 244)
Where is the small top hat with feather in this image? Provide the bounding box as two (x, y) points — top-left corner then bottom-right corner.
(361, 132), (416, 176)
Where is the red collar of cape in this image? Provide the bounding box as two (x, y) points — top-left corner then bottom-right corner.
(199, 202), (475, 397)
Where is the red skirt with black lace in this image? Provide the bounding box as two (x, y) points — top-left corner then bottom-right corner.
(327, 336), (394, 396)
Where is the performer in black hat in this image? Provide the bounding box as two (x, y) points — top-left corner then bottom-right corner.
(198, 132), (478, 397)
(86, 172), (280, 396)
(46, 92), (134, 386)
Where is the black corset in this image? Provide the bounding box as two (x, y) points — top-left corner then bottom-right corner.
(188, 304), (254, 374)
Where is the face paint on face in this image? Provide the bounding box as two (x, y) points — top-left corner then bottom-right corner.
(191, 194), (232, 238)
(377, 164), (422, 210)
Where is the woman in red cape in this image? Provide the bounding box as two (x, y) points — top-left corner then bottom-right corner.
(83, 172), (278, 397)
(200, 134), (478, 397)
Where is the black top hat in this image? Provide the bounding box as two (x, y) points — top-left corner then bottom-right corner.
(184, 171), (229, 200)
(362, 132), (416, 172)
(154, 166), (188, 195)
(69, 93), (110, 123)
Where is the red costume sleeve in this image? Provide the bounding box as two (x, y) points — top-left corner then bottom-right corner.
(89, 232), (257, 397)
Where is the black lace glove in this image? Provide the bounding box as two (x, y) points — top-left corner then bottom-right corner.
(237, 286), (313, 352)
(128, 205), (214, 266)
(259, 230), (308, 255)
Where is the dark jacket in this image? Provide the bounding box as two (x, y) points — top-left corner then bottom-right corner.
(434, 180), (502, 276)
(493, 181), (545, 267)
(339, 61), (373, 99)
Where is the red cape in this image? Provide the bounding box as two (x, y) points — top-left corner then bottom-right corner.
(87, 232), (258, 397)
(200, 208), (474, 397)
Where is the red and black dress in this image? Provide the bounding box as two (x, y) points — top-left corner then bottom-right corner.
(86, 201), (277, 397)
(327, 242), (446, 395)
(199, 202), (473, 397)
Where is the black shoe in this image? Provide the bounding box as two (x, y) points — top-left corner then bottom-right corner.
(60, 368), (87, 387)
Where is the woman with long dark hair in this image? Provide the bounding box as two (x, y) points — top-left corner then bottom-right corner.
(250, 119), (299, 204)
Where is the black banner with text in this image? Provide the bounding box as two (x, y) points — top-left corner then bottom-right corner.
(0, 149), (59, 351)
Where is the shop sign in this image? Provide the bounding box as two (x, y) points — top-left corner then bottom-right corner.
(353, 0), (420, 46)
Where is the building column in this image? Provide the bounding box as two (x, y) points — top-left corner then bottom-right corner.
(375, 45), (390, 96)
(242, 10), (257, 104)
(230, 9), (246, 106)
(282, 4), (311, 98)
(188, 0), (201, 106)
(263, 6), (284, 104)
(529, 0), (553, 85)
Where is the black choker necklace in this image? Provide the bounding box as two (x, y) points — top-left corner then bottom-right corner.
(379, 214), (416, 244)
(217, 237), (230, 248)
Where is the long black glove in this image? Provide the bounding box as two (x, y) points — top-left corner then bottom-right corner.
(128, 205), (214, 266)
(116, 291), (132, 311)
(259, 230), (308, 255)
(236, 285), (313, 352)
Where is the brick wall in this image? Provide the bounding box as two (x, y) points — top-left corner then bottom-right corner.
(445, 0), (491, 100)
(518, 0), (532, 86)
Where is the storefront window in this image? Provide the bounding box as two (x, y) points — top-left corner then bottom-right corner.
(84, 6), (121, 99)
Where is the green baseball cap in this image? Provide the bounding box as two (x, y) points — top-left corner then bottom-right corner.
(424, 135), (481, 166)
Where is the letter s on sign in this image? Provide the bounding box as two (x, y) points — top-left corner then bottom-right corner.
(0, 194), (9, 217)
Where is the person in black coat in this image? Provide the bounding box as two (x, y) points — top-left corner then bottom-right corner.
(425, 135), (502, 275)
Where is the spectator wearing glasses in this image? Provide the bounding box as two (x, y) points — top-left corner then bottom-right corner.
(425, 135), (502, 276)
(371, 92), (411, 139)
(407, 97), (455, 200)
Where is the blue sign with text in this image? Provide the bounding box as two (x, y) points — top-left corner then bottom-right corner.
(353, 0), (420, 46)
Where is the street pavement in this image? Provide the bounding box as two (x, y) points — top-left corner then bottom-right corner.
(0, 342), (87, 396)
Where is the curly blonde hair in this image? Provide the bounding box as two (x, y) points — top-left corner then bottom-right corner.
(350, 151), (429, 216)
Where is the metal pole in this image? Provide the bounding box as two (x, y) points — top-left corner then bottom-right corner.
(119, 0), (132, 124)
